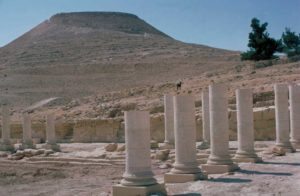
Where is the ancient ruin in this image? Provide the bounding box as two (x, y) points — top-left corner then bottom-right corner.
(197, 91), (210, 150)
(112, 111), (166, 196)
(20, 112), (36, 149)
(289, 84), (300, 148)
(43, 114), (60, 151)
(0, 105), (14, 152)
(0, 6), (299, 195)
(164, 95), (206, 183)
(161, 94), (175, 149)
(233, 88), (262, 163)
(274, 84), (295, 152)
(202, 83), (239, 174)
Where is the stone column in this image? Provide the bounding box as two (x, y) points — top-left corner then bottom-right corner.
(197, 91), (210, 149)
(274, 84), (295, 152)
(164, 95), (206, 183)
(289, 84), (300, 148)
(0, 104), (14, 151)
(43, 114), (60, 151)
(233, 89), (262, 163)
(20, 112), (35, 149)
(161, 94), (174, 149)
(113, 111), (166, 196)
(202, 83), (239, 174)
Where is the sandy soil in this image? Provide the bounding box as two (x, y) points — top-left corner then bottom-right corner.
(0, 142), (299, 196)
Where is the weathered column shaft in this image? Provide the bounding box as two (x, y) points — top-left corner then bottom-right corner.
(237, 89), (255, 153)
(121, 111), (157, 186)
(22, 112), (32, 143)
(234, 89), (261, 162)
(202, 91), (210, 143)
(46, 114), (56, 144)
(1, 105), (10, 143)
(274, 84), (294, 152)
(202, 83), (238, 174)
(207, 83), (232, 164)
(164, 94), (174, 145)
(289, 84), (300, 147)
(172, 95), (200, 173)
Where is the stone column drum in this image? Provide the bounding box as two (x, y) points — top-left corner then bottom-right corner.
(274, 84), (295, 152)
(43, 114), (60, 151)
(197, 91), (210, 149)
(161, 94), (174, 149)
(164, 95), (207, 183)
(20, 112), (35, 149)
(233, 89), (262, 163)
(289, 84), (300, 148)
(0, 105), (14, 151)
(112, 111), (166, 196)
(202, 84), (239, 174)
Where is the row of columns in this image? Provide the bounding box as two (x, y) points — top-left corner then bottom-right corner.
(114, 84), (236, 195)
(0, 109), (60, 152)
(274, 84), (300, 151)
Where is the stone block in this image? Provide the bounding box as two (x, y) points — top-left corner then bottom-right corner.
(262, 108), (275, 120)
(232, 156), (263, 163)
(112, 183), (166, 196)
(150, 115), (165, 142)
(164, 172), (207, 183)
(253, 110), (263, 120)
(201, 163), (239, 174)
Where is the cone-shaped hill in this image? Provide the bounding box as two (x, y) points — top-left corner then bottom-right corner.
(0, 12), (240, 106)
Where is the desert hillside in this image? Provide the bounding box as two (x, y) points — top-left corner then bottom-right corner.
(0, 12), (240, 107)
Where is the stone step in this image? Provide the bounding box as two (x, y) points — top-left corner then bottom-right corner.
(27, 156), (125, 165)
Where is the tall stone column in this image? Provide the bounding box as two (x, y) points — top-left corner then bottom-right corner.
(164, 95), (206, 183)
(0, 104), (14, 151)
(161, 94), (174, 149)
(20, 112), (35, 149)
(233, 88), (262, 163)
(197, 91), (210, 149)
(274, 84), (295, 152)
(43, 114), (60, 151)
(113, 111), (166, 196)
(289, 84), (300, 148)
(202, 83), (239, 174)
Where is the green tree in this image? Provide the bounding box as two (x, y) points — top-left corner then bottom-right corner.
(281, 28), (300, 57)
(241, 18), (281, 61)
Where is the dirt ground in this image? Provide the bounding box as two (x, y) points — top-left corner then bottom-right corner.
(0, 142), (299, 196)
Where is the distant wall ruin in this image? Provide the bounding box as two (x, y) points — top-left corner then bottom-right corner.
(1, 107), (276, 143)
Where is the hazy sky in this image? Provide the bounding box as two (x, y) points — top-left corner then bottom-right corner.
(0, 0), (299, 51)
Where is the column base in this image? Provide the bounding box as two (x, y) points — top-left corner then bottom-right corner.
(205, 149), (237, 155)
(290, 139), (300, 149)
(233, 151), (263, 163)
(275, 143), (295, 153)
(0, 143), (15, 152)
(201, 163), (239, 174)
(164, 172), (207, 183)
(232, 156), (263, 163)
(42, 143), (61, 152)
(112, 183), (166, 196)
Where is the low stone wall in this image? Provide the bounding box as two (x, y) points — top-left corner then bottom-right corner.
(228, 106), (276, 141)
(1, 107), (276, 143)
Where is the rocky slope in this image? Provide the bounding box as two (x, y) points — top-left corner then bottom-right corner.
(0, 12), (239, 107)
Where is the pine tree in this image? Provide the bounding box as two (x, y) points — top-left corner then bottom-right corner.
(281, 28), (300, 57)
(241, 18), (281, 61)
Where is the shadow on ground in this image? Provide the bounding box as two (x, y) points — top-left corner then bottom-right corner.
(261, 161), (300, 166)
(173, 194), (201, 196)
(238, 169), (293, 176)
(209, 178), (252, 183)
